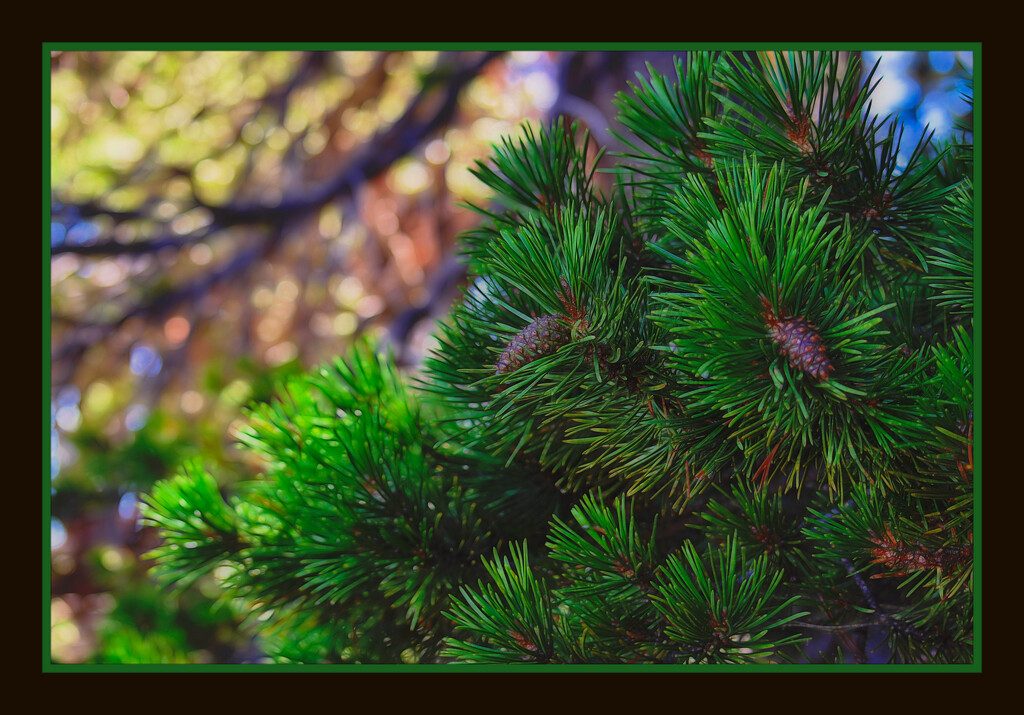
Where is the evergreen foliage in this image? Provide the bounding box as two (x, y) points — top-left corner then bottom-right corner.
(141, 51), (975, 665)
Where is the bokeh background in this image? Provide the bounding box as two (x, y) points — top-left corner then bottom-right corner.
(48, 48), (974, 664)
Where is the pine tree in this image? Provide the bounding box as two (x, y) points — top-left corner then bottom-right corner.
(140, 51), (975, 665)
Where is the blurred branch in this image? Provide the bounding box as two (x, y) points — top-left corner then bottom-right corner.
(51, 51), (502, 385)
(51, 229), (279, 383)
(51, 223), (217, 256)
(547, 51), (621, 151)
(203, 51), (501, 223)
(52, 51), (500, 257)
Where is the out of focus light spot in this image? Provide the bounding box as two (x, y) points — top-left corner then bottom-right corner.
(378, 92), (407, 124)
(199, 578), (223, 600)
(319, 204), (343, 239)
(155, 200), (178, 220)
(164, 315), (191, 345)
(330, 75), (355, 103)
(266, 126), (290, 152)
(101, 546), (126, 571)
(163, 97), (197, 129)
(471, 117), (514, 144)
(77, 100), (101, 125)
(108, 85), (130, 109)
(220, 379), (253, 407)
(276, 279), (299, 303)
(265, 341), (298, 366)
(523, 70), (558, 112)
(410, 51), (439, 70)
(389, 158), (432, 195)
(93, 259), (126, 288)
(333, 312), (358, 336)
(303, 129), (327, 156)
(252, 286), (275, 310)
(113, 223), (137, 244)
(241, 120), (265, 145)
(918, 100), (953, 137)
(446, 161), (490, 202)
(243, 74), (267, 99)
(100, 135), (144, 166)
(341, 107), (376, 137)
(106, 185), (148, 212)
(333, 276), (363, 308)
(118, 492), (138, 521)
(340, 51), (377, 76)
(125, 404), (149, 432)
(55, 404), (81, 432)
(189, 242), (213, 265)
(51, 602), (81, 658)
(51, 104), (67, 134)
(510, 50), (545, 64)
(374, 208), (400, 236)
(256, 316), (285, 342)
(142, 82), (168, 109)
(51, 519), (67, 550)
(424, 138), (450, 165)
(52, 254), (79, 282)
(181, 390), (205, 414)
(84, 381), (115, 415)
(928, 51), (956, 74)
(186, 115), (234, 148)
(466, 77), (498, 112)
(863, 52), (920, 118)
(284, 106), (309, 135)
(355, 294), (384, 319)
(130, 344), (163, 377)
(171, 207), (213, 235)
(69, 170), (112, 200)
(444, 127), (466, 152)
(181, 387), (204, 415)
(195, 158), (235, 186)
(66, 221), (100, 247)
(51, 222), (67, 246)
(52, 552), (76, 576)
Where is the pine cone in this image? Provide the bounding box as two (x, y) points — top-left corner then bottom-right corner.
(495, 315), (572, 375)
(768, 315), (834, 381)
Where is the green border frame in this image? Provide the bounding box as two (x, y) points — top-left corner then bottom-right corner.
(43, 42), (981, 673)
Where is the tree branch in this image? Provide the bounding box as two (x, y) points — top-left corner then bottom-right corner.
(52, 51), (501, 257)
